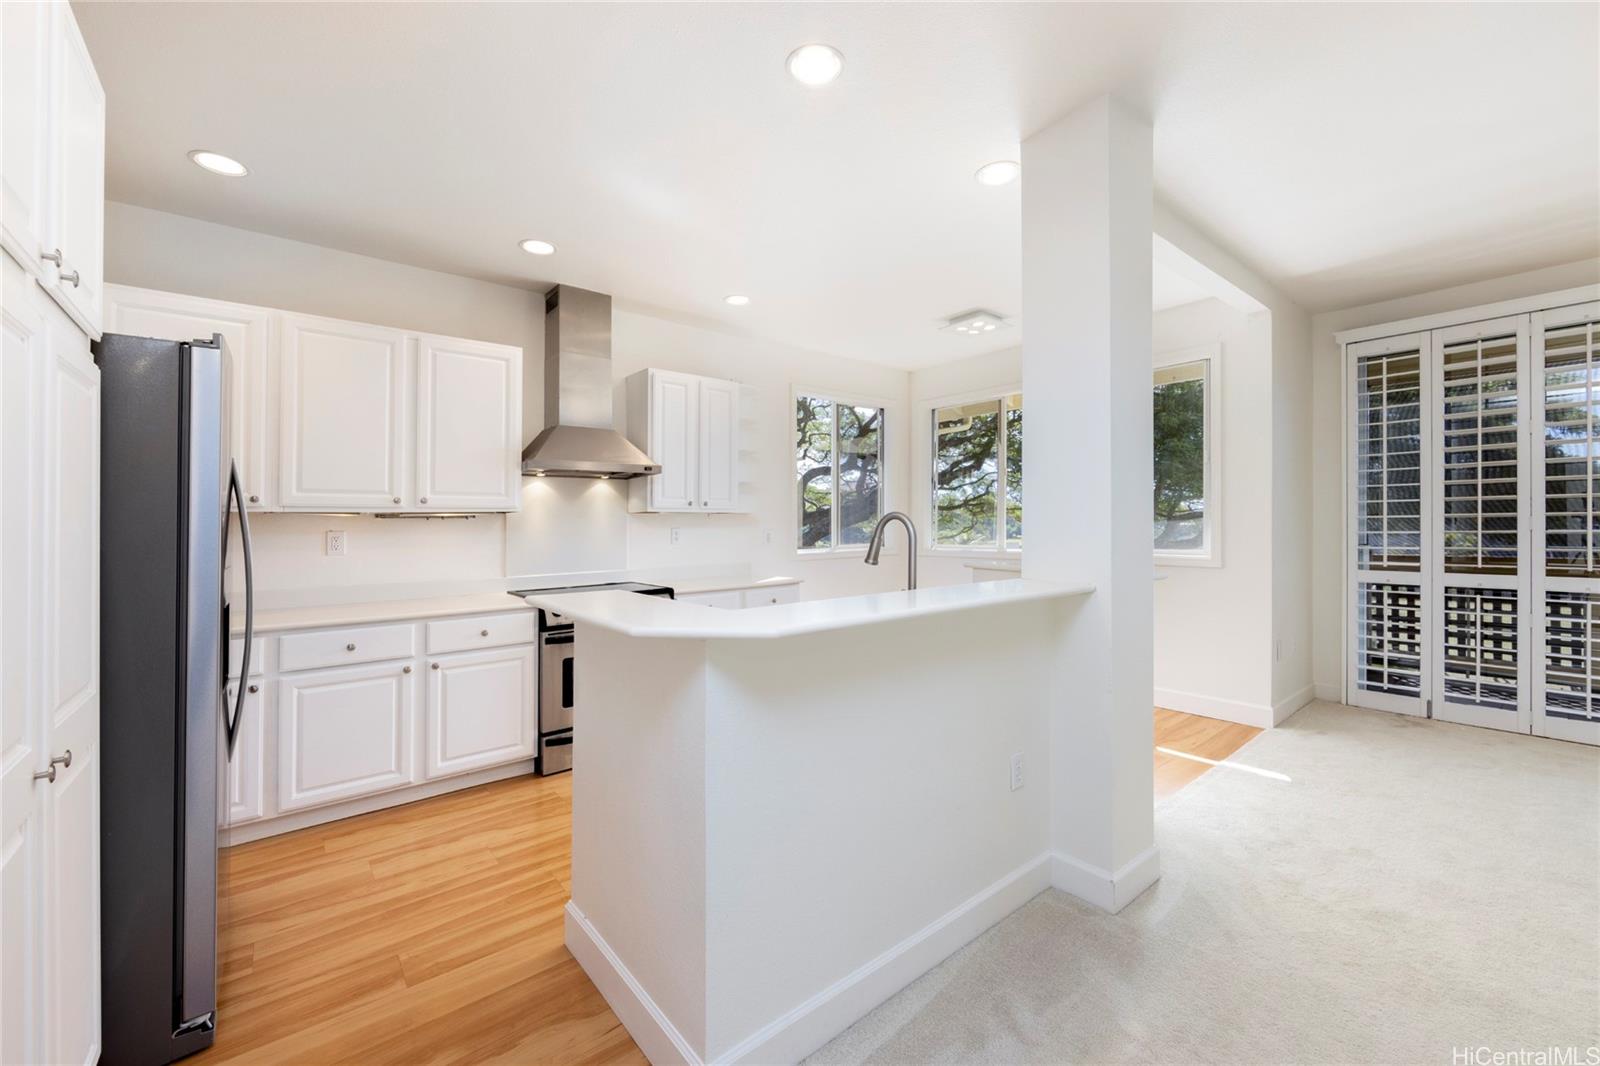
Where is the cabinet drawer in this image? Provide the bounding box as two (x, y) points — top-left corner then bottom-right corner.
(678, 590), (743, 610)
(742, 585), (798, 608)
(227, 634), (266, 679)
(278, 623), (416, 672)
(425, 611), (535, 654)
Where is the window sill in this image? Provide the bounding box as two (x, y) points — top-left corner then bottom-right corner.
(1153, 551), (1222, 569)
(923, 548), (1023, 561)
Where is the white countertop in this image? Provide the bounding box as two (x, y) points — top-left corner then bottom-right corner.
(233, 592), (530, 636)
(522, 578), (1093, 640)
(666, 575), (802, 595)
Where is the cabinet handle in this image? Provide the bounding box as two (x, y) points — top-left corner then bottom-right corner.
(60, 270), (80, 288)
(346, 643), (356, 651)
(247, 683), (259, 693)
(480, 629), (489, 636)
(249, 494), (260, 504)
(403, 665), (413, 674)
(393, 497), (401, 505)
(420, 497), (428, 504)
(431, 662), (440, 670)
(40, 248), (62, 266)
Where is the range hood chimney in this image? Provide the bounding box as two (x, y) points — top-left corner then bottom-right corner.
(520, 285), (660, 479)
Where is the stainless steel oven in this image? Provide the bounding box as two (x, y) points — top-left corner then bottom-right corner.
(510, 582), (674, 775)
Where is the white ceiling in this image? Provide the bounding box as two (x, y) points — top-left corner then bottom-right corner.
(76, 2), (1598, 370)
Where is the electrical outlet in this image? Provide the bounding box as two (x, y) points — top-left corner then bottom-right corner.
(670, 527), (681, 545)
(326, 530), (347, 557)
(1009, 752), (1023, 792)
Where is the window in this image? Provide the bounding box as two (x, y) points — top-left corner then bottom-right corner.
(796, 394), (884, 550)
(1153, 351), (1217, 562)
(931, 392), (1022, 550)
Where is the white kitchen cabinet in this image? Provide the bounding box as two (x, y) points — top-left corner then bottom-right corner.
(277, 660), (416, 812)
(626, 368), (742, 513)
(1, 0), (104, 338)
(742, 584), (799, 608)
(1, 254), (101, 1066)
(223, 680), (267, 825)
(278, 312), (410, 511)
(425, 645), (535, 779)
(415, 333), (521, 512)
(105, 285), (277, 510)
(676, 582), (801, 609)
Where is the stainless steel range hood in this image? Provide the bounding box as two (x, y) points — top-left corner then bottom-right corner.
(521, 285), (660, 479)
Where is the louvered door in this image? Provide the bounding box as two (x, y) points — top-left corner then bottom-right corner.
(1428, 317), (1531, 733)
(1531, 303), (1600, 744)
(1347, 333), (1430, 715)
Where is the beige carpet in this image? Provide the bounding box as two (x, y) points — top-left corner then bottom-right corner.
(806, 703), (1600, 1065)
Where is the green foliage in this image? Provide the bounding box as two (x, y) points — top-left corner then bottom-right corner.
(1153, 378), (1205, 547)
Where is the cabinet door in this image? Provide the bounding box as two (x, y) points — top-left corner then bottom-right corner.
(697, 377), (739, 511)
(648, 370), (697, 511)
(415, 335), (520, 512)
(45, 3), (105, 338)
(106, 286), (276, 510)
(277, 661), (416, 812)
(223, 680), (267, 825)
(425, 646), (534, 779)
(278, 314), (409, 510)
(43, 303), (100, 1066)
(1, 261), (47, 1066)
(1, 1), (50, 276)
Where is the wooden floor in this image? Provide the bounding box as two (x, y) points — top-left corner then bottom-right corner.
(196, 708), (1258, 1065)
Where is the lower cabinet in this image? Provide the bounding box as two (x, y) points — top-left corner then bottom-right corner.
(223, 679), (267, 825)
(425, 646), (536, 778)
(678, 583), (801, 609)
(277, 660), (417, 813)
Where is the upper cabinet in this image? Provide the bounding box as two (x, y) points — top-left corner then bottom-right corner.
(415, 334), (521, 512)
(103, 287), (524, 514)
(1, 1), (105, 338)
(104, 285), (276, 509)
(625, 368), (743, 513)
(278, 313), (410, 511)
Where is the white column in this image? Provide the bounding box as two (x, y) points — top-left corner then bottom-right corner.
(1022, 96), (1158, 912)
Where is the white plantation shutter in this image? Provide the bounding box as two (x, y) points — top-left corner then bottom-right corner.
(1439, 333), (1520, 576)
(1356, 582), (1423, 698)
(1533, 304), (1600, 743)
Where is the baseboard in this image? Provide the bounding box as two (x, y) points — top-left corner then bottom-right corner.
(1154, 686), (1275, 729)
(1050, 846), (1161, 913)
(1272, 684), (1315, 725)
(566, 902), (703, 1066)
(567, 853), (1054, 1066)
(222, 760), (536, 845)
(719, 852), (1053, 1064)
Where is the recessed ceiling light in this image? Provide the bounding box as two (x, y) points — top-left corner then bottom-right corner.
(787, 43), (843, 87)
(188, 150), (248, 177)
(975, 160), (1021, 187)
(943, 309), (1010, 336)
(519, 239), (556, 256)
(724, 294), (750, 307)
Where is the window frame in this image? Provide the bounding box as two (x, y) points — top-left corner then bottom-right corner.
(1152, 343), (1223, 568)
(922, 385), (1024, 558)
(792, 386), (890, 556)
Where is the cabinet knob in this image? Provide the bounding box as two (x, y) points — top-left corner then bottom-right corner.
(346, 643), (356, 651)
(480, 629), (489, 636)
(249, 494), (260, 503)
(403, 665), (413, 674)
(247, 683), (259, 693)
(393, 497), (401, 505)
(420, 497), (428, 504)
(60, 270), (80, 288)
(431, 662), (440, 670)
(40, 248), (62, 266)
(33, 749), (72, 782)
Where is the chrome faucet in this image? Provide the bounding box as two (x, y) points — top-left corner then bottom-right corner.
(864, 511), (918, 590)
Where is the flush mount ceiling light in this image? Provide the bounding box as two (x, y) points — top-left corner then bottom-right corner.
(787, 43), (844, 86)
(974, 160), (1020, 187)
(724, 294), (750, 307)
(187, 149), (248, 177)
(943, 309), (1009, 336)
(519, 239), (556, 256)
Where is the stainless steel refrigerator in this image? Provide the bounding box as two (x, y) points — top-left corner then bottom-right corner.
(97, 333), (254, 1065)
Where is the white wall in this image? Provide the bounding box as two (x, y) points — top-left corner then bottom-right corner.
(105, 202), (912, 602)
(1308, 257), (1600, 700)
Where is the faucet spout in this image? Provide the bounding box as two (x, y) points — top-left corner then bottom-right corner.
(863, 511), (918, 590)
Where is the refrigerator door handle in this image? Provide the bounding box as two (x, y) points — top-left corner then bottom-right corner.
(225, 460), (254, 758)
